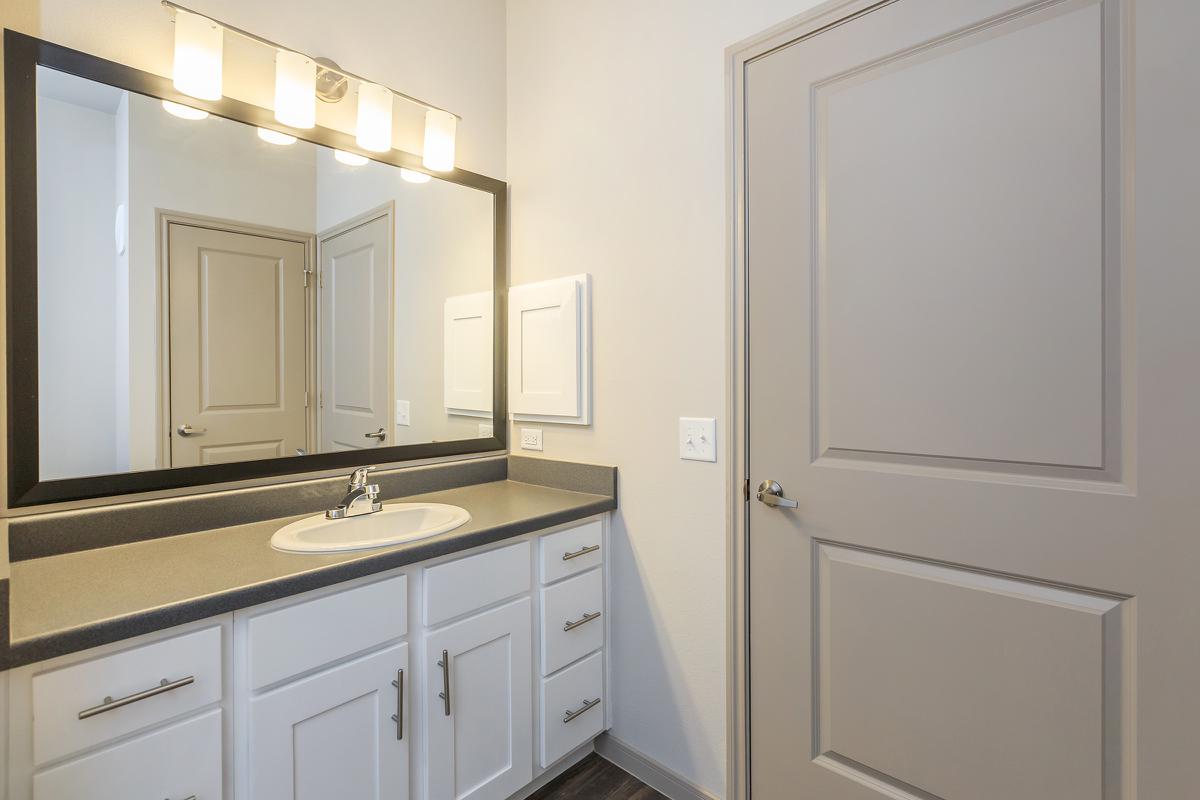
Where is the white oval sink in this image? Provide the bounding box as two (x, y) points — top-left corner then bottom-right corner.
(271, 503), (471, 553)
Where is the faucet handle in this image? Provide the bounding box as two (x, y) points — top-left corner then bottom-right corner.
(349, 466), (376, 490)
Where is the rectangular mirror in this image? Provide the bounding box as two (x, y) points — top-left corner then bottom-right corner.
(5, 32), (507, 506)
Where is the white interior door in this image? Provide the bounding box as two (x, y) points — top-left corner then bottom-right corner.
(319, 212), (392, 451)
(743, 0), (1196, 798)
(168, 223), (308, 467)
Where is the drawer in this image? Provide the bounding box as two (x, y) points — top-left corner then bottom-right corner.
(34, 709), (222, 800)
(32, 625), (222, 766)
(424, 541), (531, 626)
(247, 574), (407, 689)
(539, 520), (603, 584)
(540, 651), (604, 767)
(540, 568), (603, 675)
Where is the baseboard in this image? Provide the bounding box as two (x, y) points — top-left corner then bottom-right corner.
(506, 741), (595, 800)
(595, 733), (721, 800)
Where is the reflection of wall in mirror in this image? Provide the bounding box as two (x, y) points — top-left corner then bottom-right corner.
(315, 150), (494, 447)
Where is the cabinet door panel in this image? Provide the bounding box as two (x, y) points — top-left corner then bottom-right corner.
(249, 643), (408, 800)
(425, 598), (532, 800)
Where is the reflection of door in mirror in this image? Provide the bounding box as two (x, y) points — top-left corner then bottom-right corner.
(318, 210), (393, 452)
(167, 222), (310, 467)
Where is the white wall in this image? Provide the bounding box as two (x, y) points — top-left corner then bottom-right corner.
(36, 95), (120, 480)
(316, 150), (494, 446)
(506, 1), (823, 796)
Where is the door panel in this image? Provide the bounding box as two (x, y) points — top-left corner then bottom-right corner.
(425, 598), (533, 800)
(319, 214), (392, 451)
(248, 643), (408, 800)
(743, 0), (1195, 798)
(168, 223), (308, 467)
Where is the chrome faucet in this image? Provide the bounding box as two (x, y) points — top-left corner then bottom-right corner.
(326, 466), (382, 519)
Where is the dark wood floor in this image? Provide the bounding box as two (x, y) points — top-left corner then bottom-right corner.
(528, 754), (667, 800)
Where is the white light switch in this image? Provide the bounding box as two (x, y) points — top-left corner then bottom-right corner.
(396, 400), (410, 426)
(478, 422), (494, 438)
(679, 417), (717, 462)
(520, 427), (543, 451)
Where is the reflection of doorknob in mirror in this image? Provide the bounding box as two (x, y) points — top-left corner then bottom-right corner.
(177, 423), (207, 437)
(365, 428), (387, 442)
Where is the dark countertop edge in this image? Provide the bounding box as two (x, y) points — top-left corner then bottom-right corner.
(3, 494), (616, 669)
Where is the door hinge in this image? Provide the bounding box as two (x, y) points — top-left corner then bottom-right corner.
(319, 270), (325, 289)
(319, 391), (325, 409)
(303, 268), (311, 288)
(743, 478), (750, 502)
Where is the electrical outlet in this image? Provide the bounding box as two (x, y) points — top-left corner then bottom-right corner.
(679, 417), (717, 462)
(478, 422), (494, 438)
(520, 427), (543, 451)
(395, 400), (410, 426)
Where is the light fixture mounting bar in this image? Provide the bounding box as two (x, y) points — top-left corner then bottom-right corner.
(160, 0), (461, 120)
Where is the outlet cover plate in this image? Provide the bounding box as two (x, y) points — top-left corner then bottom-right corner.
(679, 417), (717, 462)
(520, 427), (544, 451)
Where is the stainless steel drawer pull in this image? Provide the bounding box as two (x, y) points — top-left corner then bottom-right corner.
(562, 544), (599, 561)
(563, 611), (602, 632)
(390, 668), (404, 740)
(79, 675), (195, 720)
(437, 650), (451, 717)
(563, 697), (601, 724)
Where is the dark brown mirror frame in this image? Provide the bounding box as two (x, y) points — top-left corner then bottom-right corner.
(3, 29), (508, 507)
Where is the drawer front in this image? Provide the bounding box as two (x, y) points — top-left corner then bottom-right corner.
(539, 520), (603, 584)
(32, 625), (222, 766)
(248, 574), (407, 689)
(540, 652), (604, 767)
(424, 541), (531, 626)
(540, 568), (604, 675)
(33, 708), (222, 800)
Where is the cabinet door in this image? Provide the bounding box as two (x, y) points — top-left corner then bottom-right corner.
(249, 643), (408, 800)
(425, 598), (532, 800)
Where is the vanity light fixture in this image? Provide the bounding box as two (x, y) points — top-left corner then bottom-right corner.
(257, 127), (297, 145)
(400, 168), (431, 184)
(274, 50), (316, 129)
(356, 82), (393, 153)
(422, 109), (456, 172)
(335, 150), (369, 167)
(171, 9), (223, 101)
(162, 1), (460, 168)
(161, 99), (209, 120)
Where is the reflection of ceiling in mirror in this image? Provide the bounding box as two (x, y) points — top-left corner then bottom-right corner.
(36, 66), (124, 113)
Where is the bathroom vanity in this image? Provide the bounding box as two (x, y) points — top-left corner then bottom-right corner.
(2, 460), (615, 800)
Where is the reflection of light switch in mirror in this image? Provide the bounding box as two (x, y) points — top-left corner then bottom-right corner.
(396, 400), (411, 426)
(679, 417), (717, 462)
(478, 422), (493, 438)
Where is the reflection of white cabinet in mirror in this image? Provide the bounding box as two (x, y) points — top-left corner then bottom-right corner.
(444, 291), (495, 418)
(509, 275), (591, 425)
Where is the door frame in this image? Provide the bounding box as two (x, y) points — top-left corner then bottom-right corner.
(156, 209), (317, 467)
(314, 202), (396, 453)
(724, 4), (888, 799)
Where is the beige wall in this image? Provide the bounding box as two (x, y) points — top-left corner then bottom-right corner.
(506, 1), (823, 796)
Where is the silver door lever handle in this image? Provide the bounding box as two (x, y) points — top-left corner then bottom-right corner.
(757, 480), (798, 509)
(365, 428), (387, 441)
(176, 424), (206, 437)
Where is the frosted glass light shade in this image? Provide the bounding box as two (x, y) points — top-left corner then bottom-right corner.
(335, 150), (368, 166)
(400, 168), (431, 184)
(274, 50), (316, 129)
(257, 127), (297, 145)
(172, 10), (223, 101)
(161, 100), (208, 120)
(356, 82), (393, 152)
(422, 109), (456, 172)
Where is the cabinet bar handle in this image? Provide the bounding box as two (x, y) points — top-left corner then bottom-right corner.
(562, 544), (599, 561)
(79, 675), (195, 720)
(563, 697), (601, 724)
(437, 649), (451, 716)
(390, 668), (404, 740)
(563, 611), (602, 632)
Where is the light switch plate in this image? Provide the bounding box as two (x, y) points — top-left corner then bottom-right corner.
(520, 427), (544, 451)
(679, 417), (717, 462)
(396, 400), (411, 426)
(478, 422), (494, 438)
